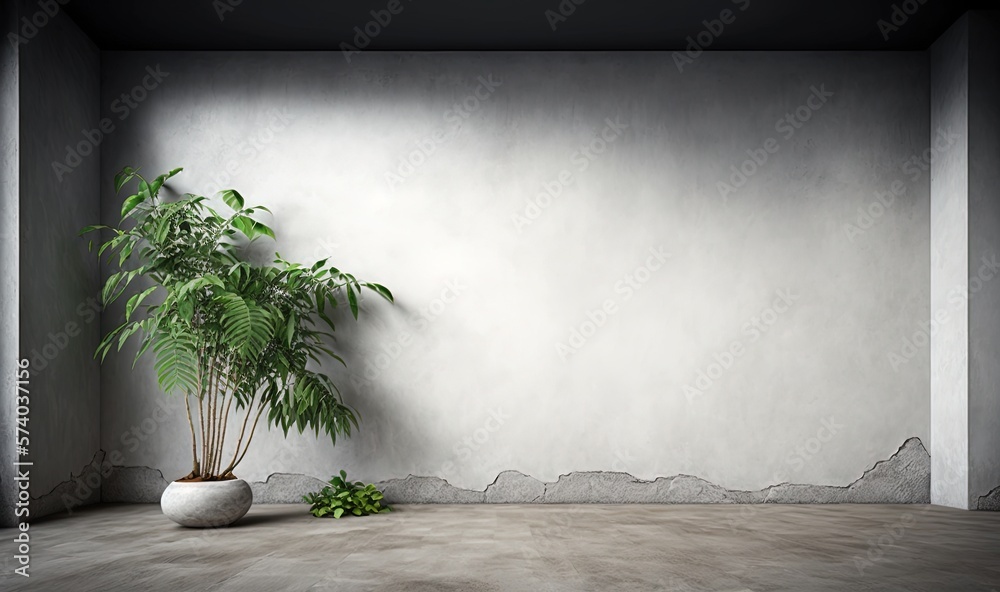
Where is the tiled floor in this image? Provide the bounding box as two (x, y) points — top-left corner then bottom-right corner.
(2, 503), (999, 591)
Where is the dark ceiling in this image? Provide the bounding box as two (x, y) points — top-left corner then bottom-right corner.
(64, 0), (987, 51)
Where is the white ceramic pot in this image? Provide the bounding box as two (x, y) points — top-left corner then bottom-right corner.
(160, 478), (253, 528)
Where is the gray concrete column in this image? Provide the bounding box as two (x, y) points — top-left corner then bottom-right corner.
(930, 10), (1000, 510)
(966, 11), (1000, 511)
(0, 0), (21, 528)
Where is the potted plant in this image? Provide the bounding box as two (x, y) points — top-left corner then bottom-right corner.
(83, 166), (392, 527)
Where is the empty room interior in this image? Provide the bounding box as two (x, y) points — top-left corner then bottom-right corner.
(2, 0), (1000, 590)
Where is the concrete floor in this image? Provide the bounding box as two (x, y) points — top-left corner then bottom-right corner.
(1, 504), (999, 591)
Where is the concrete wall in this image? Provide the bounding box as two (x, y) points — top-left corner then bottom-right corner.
(99, 51), (931, 501)
(0, 0), (22, 527)
(17, 1), (103, 519)
(930, 16), (970, 509)
(967, 11), (1000, 509)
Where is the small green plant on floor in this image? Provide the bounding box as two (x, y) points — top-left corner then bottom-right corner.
(304, 471), (390, 518)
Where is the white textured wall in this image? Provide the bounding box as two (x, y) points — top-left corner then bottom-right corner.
(100, 51), (929, 492)
(930, 17), (970, 509)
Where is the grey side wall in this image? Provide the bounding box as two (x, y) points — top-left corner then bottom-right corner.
(930, 16), (970, 509)
(967, 11), (1000, 509)
(99, 51), (930, 502)
(0, 0), (22, 527)
(17, 2), (103, 520)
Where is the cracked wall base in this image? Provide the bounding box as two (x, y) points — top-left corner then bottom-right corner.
(30, 451), (105, 520)
(98, 437), (943, 507)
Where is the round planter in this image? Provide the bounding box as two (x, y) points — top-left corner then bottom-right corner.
(160, 478), (253, 528)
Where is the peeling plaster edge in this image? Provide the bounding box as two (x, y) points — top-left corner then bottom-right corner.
(377, 436), (931, 503)
(840, 436), (928, 490)
(976, 483), (1000, 511)
(27, 450), (105, 521)
(28, 437), (938, 511)
(95, 436), (931, 505)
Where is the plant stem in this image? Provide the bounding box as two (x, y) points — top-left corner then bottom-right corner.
(205, 360), (217, 477)
(198, 370), (207, 477)
(222, 388), (258, 476)
(229, 401), (267, 474)
(215, 377), (235, 476)
(184, 394), (200, 476)
(213, 367), (230, 475)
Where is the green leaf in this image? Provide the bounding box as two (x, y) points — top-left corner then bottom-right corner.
(125, 285), (158, 321)
(149, 167), (183, 195)
(79, 224), (107, 236)
(96, 323), (127, 362)
(333, 508), (344, 519)
(254, 221), (276, 240)
(285, 312), (296, 347)
(118, 240), (135, 267)
(121, 193), (146, 218)
(133, 332), (154, 367)
(178, 298), (194, 322)
(232, 215), (264, 239)
(102, 272), (123, 305)
(114, 166), (138, 193)
(219, 294), (274, 357)
(117, 323), (141, 352)
(152, 331), (199, 395)
(346, 283), (359, 320)
(219, 189), (245, 210)
(364, 282), (394, 303)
